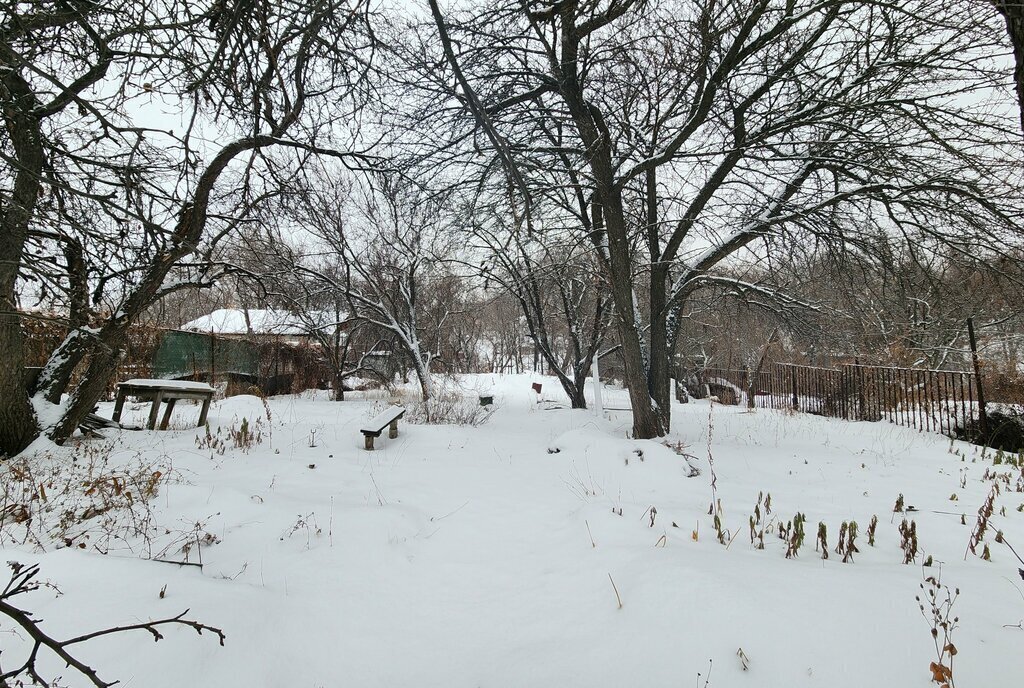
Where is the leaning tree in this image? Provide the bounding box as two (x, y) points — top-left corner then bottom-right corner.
(0, 0), (376, 454)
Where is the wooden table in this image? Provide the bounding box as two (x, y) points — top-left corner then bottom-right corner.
(112, 379), (216, 430)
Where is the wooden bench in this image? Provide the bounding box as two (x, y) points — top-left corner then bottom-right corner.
(360, 406), (405, 450)
(112, 379), (216, 431)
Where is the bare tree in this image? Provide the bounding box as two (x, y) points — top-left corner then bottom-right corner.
(468, 205), (611, 408)
(230, 234), (390, 400)
(261, 172), (456, 402)
(396, 0), (1024, 438)
(0, 0), (376, 454)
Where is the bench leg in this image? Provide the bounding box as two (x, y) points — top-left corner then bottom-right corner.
(197, 396), (212, 427)
(147, 392), (164, 430)
(389, 419), (398, 439)
(160, 399), (177, 430)
(112, 391), (126, 423)
(364, 434), (375, 451)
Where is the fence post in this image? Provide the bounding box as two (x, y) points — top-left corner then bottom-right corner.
(790, 365), (798, 410)
(839, 365), (846, 419)
(210, 332), (216, 385)
(592, 351), (604, 416)
(966, 317), (988, 441)
(853, 359), (864, 420)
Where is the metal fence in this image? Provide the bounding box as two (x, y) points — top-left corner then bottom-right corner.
(698, 363), (985, 439)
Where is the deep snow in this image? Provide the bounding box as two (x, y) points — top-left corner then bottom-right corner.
(2, 374), (1022, 687)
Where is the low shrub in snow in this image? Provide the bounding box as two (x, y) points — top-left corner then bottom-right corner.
(918, 571), (959, 688)
(985, 405), (1024, 452)
(0, 439), (173, 553)
(195, 416), (266, 455)
(378, 391), (494, 427)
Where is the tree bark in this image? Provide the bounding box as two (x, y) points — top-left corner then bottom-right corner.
(0, 69), (44, 455)
(645, 167), (672, 430)
(601, 193), (665, 438)
(995, 0), (1024, 133)
(553, 8), (665, 439)
(35, 328), (96, 404)
(568, 365), (590, 410)
(411, 355), (432, 402)
(332, 371), (346, 401)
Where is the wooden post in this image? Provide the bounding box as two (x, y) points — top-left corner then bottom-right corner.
(147, 391), (164, 430)
(967, 317), (988, 441)
(198, 395), (212, 427)
(389, 419), (398, 439)
(364, 434), (375, 450)
(958, 370), (966, 436)
(593, 352), (604, 415)
(112, 388), (127, 423)
(159, 398), (177, 430)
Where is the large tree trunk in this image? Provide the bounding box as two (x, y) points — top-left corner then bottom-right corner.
(49, 335), (125, 443)
(554, 17), (665, 439)
(332, 371), (346, 401)
(569, 365), (590, 410)
(35, 238), (94, 404)
(35, 328), (96, 404)
(332, 329), (347, 401)
(409, 353), (433, 402)
(0, 295), (37, 456)
(645, 169), (672, 430)
(600, 193), (665, 438)
(995, 0), (1024, 133)
(647, 267), (672, 429)
(549, 365), (586, 409)
(0, 70), (44, 456)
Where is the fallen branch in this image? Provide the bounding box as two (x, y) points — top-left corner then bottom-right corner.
(0, 562), (224, 687)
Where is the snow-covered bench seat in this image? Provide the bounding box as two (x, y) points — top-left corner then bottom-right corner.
(360, 406), (405, 450)
(112, 379), (216, 431)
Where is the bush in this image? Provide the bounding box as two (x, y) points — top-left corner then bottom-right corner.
(376, 391), (494, 427)
(985, 404), (1024, 452)
(0, 439), (173, 553)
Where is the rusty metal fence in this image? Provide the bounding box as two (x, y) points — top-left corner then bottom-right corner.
(699, 363), (985, 439)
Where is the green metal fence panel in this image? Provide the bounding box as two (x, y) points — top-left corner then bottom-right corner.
(152, 330), (259, 379)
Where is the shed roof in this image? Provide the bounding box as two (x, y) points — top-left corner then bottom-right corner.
(182, 308), (345, 336)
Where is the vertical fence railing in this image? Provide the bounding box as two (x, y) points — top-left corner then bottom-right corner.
(697, 362), (984, 440)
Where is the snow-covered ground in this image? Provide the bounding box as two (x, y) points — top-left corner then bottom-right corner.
(2, 374), (1022, 687)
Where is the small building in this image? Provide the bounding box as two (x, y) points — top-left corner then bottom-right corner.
(153, 308), (346, 395)
(181, 308), (328, 344)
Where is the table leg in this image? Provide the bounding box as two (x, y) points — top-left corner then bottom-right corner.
(147, 392), (164, 430)
(160, 399), (177, 430)
(112, 390), (126, 423)
(197, 395), (212, 427)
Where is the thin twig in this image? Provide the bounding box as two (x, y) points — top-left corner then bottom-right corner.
(608, 573), (623, 609)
